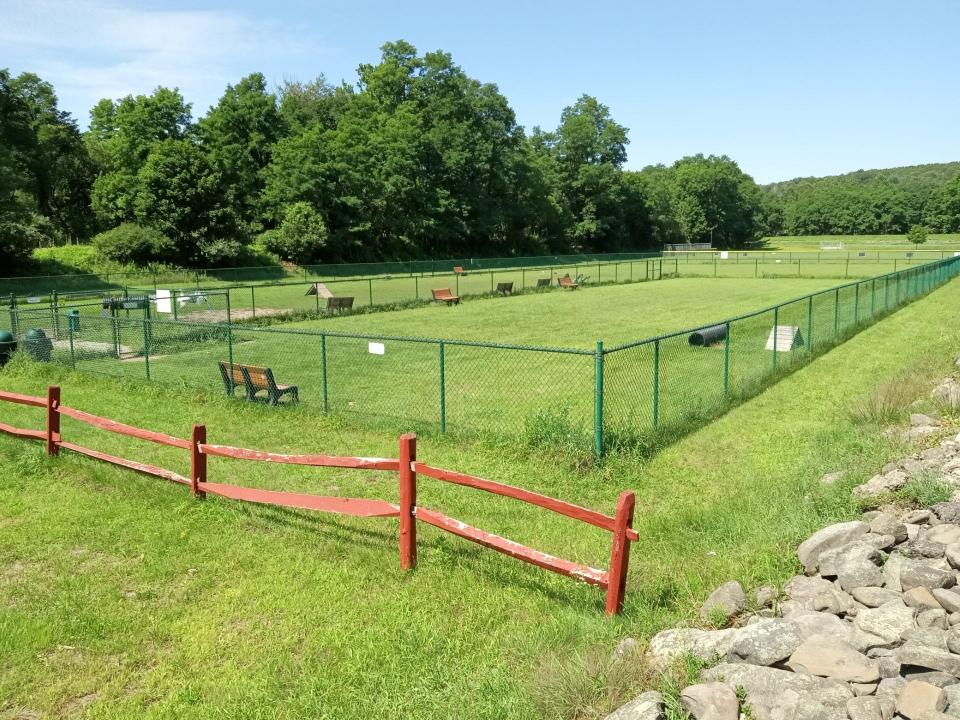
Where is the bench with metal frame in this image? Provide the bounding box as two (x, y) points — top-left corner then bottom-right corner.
(495, 282), (513, 295)
(558, 274), (580, 290)
(326, 296), (354, 313)
(218, 361), (299, 405)
(432, 288), (460, 305)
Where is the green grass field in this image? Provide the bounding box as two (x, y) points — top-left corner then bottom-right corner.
(2, 274), (959, 718)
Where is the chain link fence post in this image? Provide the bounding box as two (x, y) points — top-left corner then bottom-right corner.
(143, 319), (151, 380)
(321, 333), (329, 413)
(594, 340), (604, 460)
(439, 341), (446, 433)
(652, 339), (660, 432)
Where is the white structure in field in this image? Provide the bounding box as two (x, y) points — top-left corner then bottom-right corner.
(820, 240), (844, 250)
(766, 325), (804, 352)
(155, 289), (172, 313)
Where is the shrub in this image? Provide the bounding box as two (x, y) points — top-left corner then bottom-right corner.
(259, 202), (328, 264)
(93, 223), (174, 265)
(907, 224), (929, 245)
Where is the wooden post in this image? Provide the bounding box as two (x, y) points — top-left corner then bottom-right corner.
(46, 385), (60, 456)
(191, 424), (207, 499)
(399, 433), (417, 570)
(605, 490), (635, 616)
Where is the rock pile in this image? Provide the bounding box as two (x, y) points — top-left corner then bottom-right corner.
(608, 503), (960, 720)
(853, 425), (960, 499)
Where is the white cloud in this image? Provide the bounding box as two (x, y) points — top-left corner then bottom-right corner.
(1, 0), (326, 124)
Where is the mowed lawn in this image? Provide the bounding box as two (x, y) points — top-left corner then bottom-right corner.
(765, 233), (960, 252)
(289, 277), (843, 348)
(1, 276), (960, 718)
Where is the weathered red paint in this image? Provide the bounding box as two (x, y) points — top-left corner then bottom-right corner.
(398, 433), (417, 570)
(191, 425), (206, 499)
(197, 443), (399, 470)
(58, 441), (190, 485)
(0, 390), (47, 407)
(0, 422), (45, 441)
(57, 405), (191, 449)
(414, 461), (638, 541)
(604, 491), (636, 616)
(417, 507), (608, 587)
(46, 385), (60, 456)
(198, 482), (400, 517)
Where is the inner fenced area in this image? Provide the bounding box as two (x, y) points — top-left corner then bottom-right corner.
(5, 256), (957, 456)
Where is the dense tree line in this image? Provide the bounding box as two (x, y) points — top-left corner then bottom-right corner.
(5, 42), (959, 274)
(762, 162), (960, 236)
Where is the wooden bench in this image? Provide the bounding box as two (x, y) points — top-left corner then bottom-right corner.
(495, 282), (513, 295)
(558, 274), (579, 290)
(536, 278), (551, 288)
(454, 265), (468, 276)
(432, 288), (460, 305)
(218, 361), (299, 405)
(327, 296), (354, 313)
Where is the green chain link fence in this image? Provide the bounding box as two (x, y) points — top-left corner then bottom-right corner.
(3, 256), (958, 458)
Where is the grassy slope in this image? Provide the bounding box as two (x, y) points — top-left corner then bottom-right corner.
(764, 234), (960, 251)
(2, 278), (960, 718)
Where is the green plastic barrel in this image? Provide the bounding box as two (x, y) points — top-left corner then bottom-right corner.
(0, 330), (16, 367)
(67, 309), (80, 332)
(23, 328), (53, 362)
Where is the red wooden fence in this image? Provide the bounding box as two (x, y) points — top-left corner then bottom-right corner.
(0, 385), (637, 615)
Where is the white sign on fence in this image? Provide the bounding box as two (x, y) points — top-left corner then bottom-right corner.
(720, 251), (729, 260)
(368, 342), (385, 355)
(765, 325), (804, 352)
(155, 289), (172, 313)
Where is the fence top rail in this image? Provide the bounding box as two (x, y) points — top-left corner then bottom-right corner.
(0, 390), (47, 408)
(198, 443), (400, 470)
(56, 405), (193, 450)
(603, 255), (958, 353)
(58, 440), (191, 485)
(412, 461), (640, 542)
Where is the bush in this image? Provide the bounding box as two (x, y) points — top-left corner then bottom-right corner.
(259, 202), (328, 264)
(907, 224), (929, 245)
(92, 223), (174, 265)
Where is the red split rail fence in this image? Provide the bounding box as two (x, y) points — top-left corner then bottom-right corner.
(0, 385), (637, 615)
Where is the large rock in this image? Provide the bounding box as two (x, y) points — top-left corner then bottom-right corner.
(784, 575), (836, 602)
(796, 521), (869, 574)
(854, 601), (917, 647)
(837, 543), (886, 591)
(604, 691), (664, 720)
(905, 587), (945, 611)
(895, 645), (960, 676)
(897, 679), (946, 718)
(855, 470), (909, 498)
(648, 628), (738, 667)
(679, 683), (738, 720)
(726, 619), (803, 666)
(853, 586), (904, 608)
(846, 696), (885, 720)
(871, 514), (909, 543)
(786, 634), (880, 683)
(786, 610), (854, 642)
(927, 525), (960, 546)
(901, 561), (957, 591)
(700, 663), (852, 720)
(700, 581), (746, 622)
(932, 503), (960, 524)
(933, 378), (960, 409)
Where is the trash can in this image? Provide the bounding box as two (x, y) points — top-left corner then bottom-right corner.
(66, 309), (80, 332)
(23, 328), (53, 362)
(0, 330), (16, 367)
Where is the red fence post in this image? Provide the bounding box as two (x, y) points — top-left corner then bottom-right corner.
(46, 385), (60, 456)
(399, 432), (417, 570)
(605, 491), (636, 616)
(191, 424), (207, 499)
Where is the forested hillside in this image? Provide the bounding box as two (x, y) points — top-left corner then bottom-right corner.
(761, 162), (960, 236)
(3, 40), (960, 274)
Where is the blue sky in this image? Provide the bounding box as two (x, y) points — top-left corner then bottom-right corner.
(4, 0), (959, 183)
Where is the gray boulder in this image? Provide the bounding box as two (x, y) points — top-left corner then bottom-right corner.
(796, 521), (869, 574)
(896, 679), (946, 718)
(933, 378), (960, 409)
(932, 503), (960, 524)
(901, 561), (956, 591)
(679, 683), (738, 720)
(786, 634), (880, 682)
(895, 645), (960, 676)
(854, 600), (917, 647)
(853, 586), (904, 608)
(787, 609), (854, 642)
(846, 696), (885, 720)
(871, 514), (909, 543)
(701, 663), (852, 720)
(700, 581), (746, 622)
(604, 691), (664, 720)
(648, 628), (738, 667)
(726, 619), (803, 666)
(927, 525), (960, 546)
(837, 543), (886, 591)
